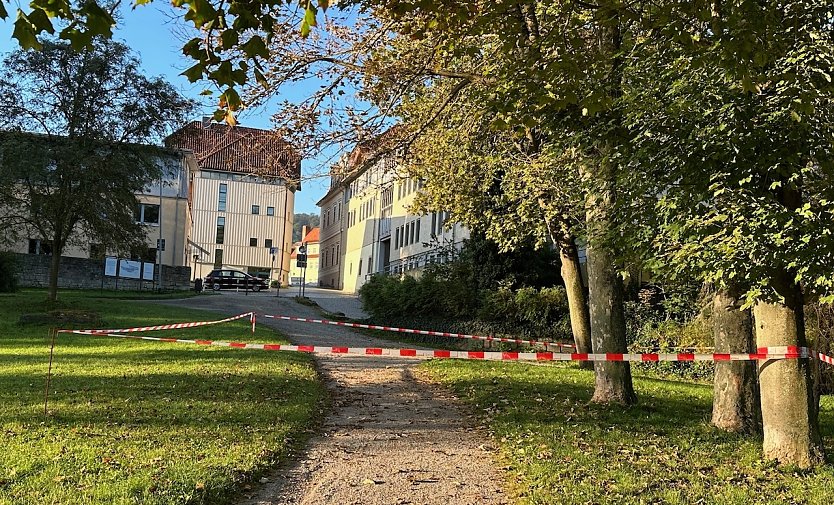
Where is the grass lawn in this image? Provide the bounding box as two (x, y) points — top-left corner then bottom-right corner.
(0, 289), (325, 505)
(419, 361), (834, 505)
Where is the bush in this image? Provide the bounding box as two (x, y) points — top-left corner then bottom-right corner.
(0, 252), (19, 293)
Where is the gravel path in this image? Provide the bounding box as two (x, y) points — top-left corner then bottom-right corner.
(160, 292), (508, 505)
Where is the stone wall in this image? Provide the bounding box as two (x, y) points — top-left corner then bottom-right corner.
(13, 253), (192, 291)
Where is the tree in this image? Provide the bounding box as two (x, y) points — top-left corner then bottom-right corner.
(0, 39), (193, 301)
(620, 1), (834, 465)
(293, 212), (320, 242)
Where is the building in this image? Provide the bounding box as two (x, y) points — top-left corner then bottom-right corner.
(289, 226), (320, 286)
(317, 131), (468, 293)
(165, 121), (301, 285)
(1, 132), (196, 270)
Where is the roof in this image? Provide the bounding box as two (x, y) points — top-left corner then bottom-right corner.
(164, 121), (301, 184)
(302, 227), (320, 243)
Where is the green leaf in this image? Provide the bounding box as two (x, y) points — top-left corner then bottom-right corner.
(13, 11), (42, 50)
(81, 1), (115, 38)
(132, 0), (153, 6)
(220, 29), (239, 50)
(300, 19), (311, 38)
(304, 5), (317, 28)
(254, 68), (268, 89)
(242, 35), (267, 59)
(27, 8), (55, 35)
(181, 63), (205, 82)
(0, 3), (7, 19)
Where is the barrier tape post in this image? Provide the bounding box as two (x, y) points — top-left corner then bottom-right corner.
(250, 312), (256, 336)
(44, 327), (57, 416)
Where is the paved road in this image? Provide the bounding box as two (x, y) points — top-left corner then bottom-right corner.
(160, 292), (508, 505)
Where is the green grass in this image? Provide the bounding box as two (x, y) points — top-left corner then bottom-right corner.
(419, 361), (834, 505)
(0, 289), (325, 505)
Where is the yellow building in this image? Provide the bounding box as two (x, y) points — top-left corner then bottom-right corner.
(318, 132), (468, 293)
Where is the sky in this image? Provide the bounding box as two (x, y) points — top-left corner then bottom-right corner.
(0, 3), (330, 214)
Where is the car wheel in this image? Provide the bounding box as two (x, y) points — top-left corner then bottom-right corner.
(252, 284), (261, 292)
(212, 283), (221, 291)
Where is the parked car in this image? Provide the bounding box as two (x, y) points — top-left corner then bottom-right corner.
(203, 269), (269, 292)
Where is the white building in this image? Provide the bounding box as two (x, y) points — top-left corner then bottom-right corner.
(166, 121), (301, 284)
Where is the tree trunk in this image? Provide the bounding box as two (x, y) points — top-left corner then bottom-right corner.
(585, 165), (636, 405)
(754, 275), (823, 467)
(47, 231), (62, 302)
(711, 287), (760, 433)
(558, 238), (593, 370)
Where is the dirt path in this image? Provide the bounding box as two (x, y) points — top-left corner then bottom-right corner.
(161, 293), (508, 505)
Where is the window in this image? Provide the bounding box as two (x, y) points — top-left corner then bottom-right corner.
(249, 237), (258, 247)
(324, 250), (329, 267)
(336, 244), (339, 264)
(367, 257), (372, 274)
(136, 203), (160, 225)
(218, 183), (227, 211)
(214, 248), (223, 268)
(358, 259), (362, 275)
(28, 239), (52, 255)
(252, 204), (260, 215)
(216, 216), (225, 244)
(416, 218), (420, 243)
(267, 206), (275, 216)
(264, 239), (273, 249)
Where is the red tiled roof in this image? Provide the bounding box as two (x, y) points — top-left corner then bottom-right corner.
(303, 227), (320, 243)
(164, 121), (301, 182)
(347, 125), (405, 171)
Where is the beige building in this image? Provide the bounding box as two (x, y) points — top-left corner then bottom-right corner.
(166, 121), (301, 285)
(318, 133), (468, 293)
(289, 226), (320, 286)
(5, 144), (195, 270)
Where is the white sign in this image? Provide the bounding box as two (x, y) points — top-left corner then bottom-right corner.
(104, 257), (118, 277)
(119, 259), (142, 279)
(142, 262), (155, 281)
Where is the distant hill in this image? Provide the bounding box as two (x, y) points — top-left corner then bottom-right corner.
(293, 213), (320, 242)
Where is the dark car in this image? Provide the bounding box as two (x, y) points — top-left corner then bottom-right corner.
(203, 269), (269, 292)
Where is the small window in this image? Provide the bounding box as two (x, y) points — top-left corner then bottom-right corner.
(267, 206), (275, 216)
(264, 239), (273, 249)
(136, 203), (160, 225)
(216, 216), (225, 244)
(252, 204), (260, 215)
(214, 248), (223, 268)
(249, 237), (258, 247)
(218, 183), (227, 212)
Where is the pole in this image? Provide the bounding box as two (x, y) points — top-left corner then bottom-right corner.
(158, 174), (164, 292)
(277, 184), (290, 299)
(44, 328), (57, 415)
(302, 264), (306, 298)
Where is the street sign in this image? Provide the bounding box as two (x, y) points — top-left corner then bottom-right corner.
(299, 244), (307, 254)
(156, 238), (166, 251)
(297, 253), (307, 262)
(269, 247), (278, 255)
(297, 260), (307, 268)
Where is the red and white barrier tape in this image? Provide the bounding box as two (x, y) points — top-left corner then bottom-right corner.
(60, 331), (819, 363)
(262, 314), (575, 350)
(57, 312), (254, 335)
(818, 352), (834, 366)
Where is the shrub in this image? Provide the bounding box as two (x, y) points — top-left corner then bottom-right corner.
(0, 252), (19, 293)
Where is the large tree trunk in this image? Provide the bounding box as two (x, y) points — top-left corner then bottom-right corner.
(585, 164), (636, 405)
(558, 238), (593, 370)
(711, 287), (760, 433)
(754, 275), (823, 467)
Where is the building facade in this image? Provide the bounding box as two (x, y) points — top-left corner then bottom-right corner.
(3, 142), (196, 271)
(317, 133), (468, 293)
(166, 121), (301, 285)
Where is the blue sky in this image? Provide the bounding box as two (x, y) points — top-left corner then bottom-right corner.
(0, 3), (329, 214)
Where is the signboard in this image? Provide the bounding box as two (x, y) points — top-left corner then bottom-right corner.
(297, 253), (307, 262)
(269, 247), (278, 255)
(157, 238), (166, 251)
(118, 259), (142, 279)
(104, 257), (118, 277)
(142, 262), (155, 281)
(297, 260), (307, 268)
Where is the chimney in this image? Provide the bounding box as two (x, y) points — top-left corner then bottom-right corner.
(301, 225), (308, 241)
(201, 116), (212, 128)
